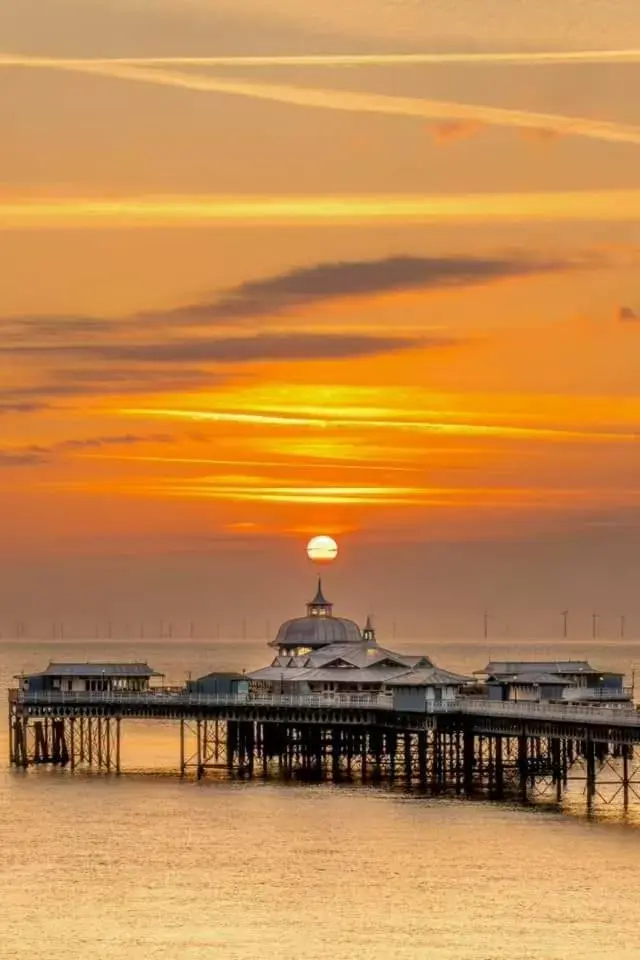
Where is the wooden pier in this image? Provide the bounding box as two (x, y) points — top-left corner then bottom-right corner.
(8, 689), (640, 810)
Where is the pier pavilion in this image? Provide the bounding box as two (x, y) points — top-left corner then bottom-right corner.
(246, 580), (468, 701)
(17, 662), (162, 694)
(476, 661), (629, 703)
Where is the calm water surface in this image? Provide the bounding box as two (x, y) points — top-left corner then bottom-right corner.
(2, 637), (640, 960)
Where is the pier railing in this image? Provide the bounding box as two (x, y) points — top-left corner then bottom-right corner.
(456, 698), (640, 726)
(10, 688), (640, 725)
(11, 690), (392, 709)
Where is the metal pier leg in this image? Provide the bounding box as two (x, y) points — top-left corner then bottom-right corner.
(106, 718), (112, 772)
(331, 727), (341, 782)
(70, 717), (76, 770)
(345, 728), (353, 778)
(247, 722), (256, 777)
(361, 730), (368, 783)
(403, 732), (412, 785)
(487, 736), (495, 795)
(518, 733), (528, 802)
(8, 711), (15, 765)
(261, 724), (269, 777)
(179, 718), (185, 777)
(196, 718), (203, 780)
(33, 721), (44, 762)
(14, 717), (22, 766)
(227, 721), (238, 771)
(60, 719), (70, 765)
(51, 720), (61, 764)
(214, 719), (220, 763)
(454, 730), (462, 794)
(529, 738), (536, 789)
(276, 723), (284, 774)
(448, 732), (456, 791)
(203, 720), (211, 771)
(586, 736), (596, 808)
(97, 718), (103, 769)
(418, 729), (427, 789)
(79, 718), (85, 764)
(23, 717), (30, 767)
(372, 727), (383, 781)
(463, 721), (474, 796)
(494, 735), (504, 800)
(623, 745), (630, 810)
(429, 729), (438, 792)
(388, 730), (397, 782)
(116, 718), (121, 775)
(551, 738), (562, 803)
(87, 718), (93, 766)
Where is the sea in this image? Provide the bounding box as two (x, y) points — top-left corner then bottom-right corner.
(2, 634), (640, 960)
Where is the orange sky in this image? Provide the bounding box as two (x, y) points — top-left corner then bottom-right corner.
(1, 1), (640, 636)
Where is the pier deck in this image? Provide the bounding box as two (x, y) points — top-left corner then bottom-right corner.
(8, 689), (640, 809)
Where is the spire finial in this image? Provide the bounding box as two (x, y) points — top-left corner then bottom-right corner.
(307, 578), (333, 617)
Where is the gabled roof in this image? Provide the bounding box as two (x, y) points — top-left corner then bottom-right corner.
(478, 660), (598, 677)
(193, 671), (246, 682)
(248, 664), (411, 685)
(402, 655), (434, 668)
(306, 642), (421, 670)
(387, 666), (470, 687)
(24, 661), (160, 678)
(320, 657), (360, 669)
(489, 672), (573, 686)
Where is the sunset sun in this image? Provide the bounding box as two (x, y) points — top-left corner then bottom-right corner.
(306, 535), (339, 564)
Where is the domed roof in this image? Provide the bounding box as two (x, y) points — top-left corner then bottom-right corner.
(272, 615), (362, 650)
(270, 579), (362, 649)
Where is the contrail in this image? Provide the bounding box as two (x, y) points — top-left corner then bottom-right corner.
(3, 50), (640, 68)
(123, 406), (639, 443)
(2, 190), (640, 229)
(6, 57), (640, 148)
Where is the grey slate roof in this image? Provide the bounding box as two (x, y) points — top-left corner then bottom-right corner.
(489, 672), (573, 686)
(268, 642), (433, 671)
(479, 660), (597, 677)
(271, 615), (362, 648)
(307, 643), (416, 669)
(387, 666), (470, 687)
(250, 643), (451, 687)
(248, 664), (412, 685)
(193, 671), (246, 682)
(35, 661), (158, 678)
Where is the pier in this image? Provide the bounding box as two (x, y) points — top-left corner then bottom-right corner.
(8, 584), (639, 811)
(8, 688), (640, 810)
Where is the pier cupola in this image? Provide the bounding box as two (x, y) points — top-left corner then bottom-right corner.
(270, 580), (362, 655)
(307, 579), (333, 617)
(362, 615), (377, 645)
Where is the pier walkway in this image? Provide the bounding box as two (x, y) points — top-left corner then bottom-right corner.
(11, 687), (640, 728)
(8, 687), (640, 810)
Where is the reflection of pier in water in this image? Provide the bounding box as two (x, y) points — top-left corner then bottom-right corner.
(8, 690), (640, 811)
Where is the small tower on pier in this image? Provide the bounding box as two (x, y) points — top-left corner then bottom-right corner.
(362, 615), (377, 645)
(307, 578), (333, 618)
